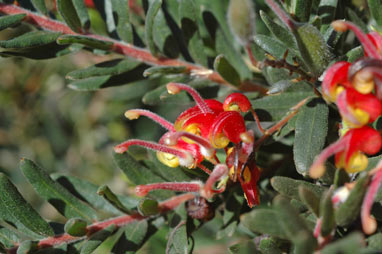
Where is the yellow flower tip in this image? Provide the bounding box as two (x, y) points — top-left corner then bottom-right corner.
(224, 103), (240, 112)
(363, 216), (377, 235)
(156, 152), (179, 168)
(331, 20), (348, 32)
(309, 164), (326, 179)
(354, 69), (375, 94)
(353, 108), (370, 126)
(124, 110), (140, 120)
(345, 152), (368, 173)
(240, 132), (254, 144)
(210, 134), (229, 149)
(166, 83), (181, 95)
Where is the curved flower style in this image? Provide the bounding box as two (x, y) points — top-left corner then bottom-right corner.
(114, 83), (260, 207)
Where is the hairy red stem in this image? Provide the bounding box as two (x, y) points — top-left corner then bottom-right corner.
(7, 194), (191, 253)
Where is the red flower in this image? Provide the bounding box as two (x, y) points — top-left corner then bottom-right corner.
(310, 126), (382, 178)
(114, 83), (260, 207)
(336, 88), (382, 128)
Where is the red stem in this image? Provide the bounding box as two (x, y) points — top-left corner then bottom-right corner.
(7, 194), (192, 253)
(135, 181), (202, 196)
(0, 3), (246, 90)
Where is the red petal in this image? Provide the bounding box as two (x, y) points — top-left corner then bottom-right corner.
(209, 111), (247, 144)
(322, 61), (351, 101)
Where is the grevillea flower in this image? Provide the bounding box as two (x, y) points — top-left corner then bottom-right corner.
(336, 88), (382, 128)
(114, 83), (260, 207)
(310, 126), (382, 178)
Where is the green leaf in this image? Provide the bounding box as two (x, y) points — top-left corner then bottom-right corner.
(145, 0), (162, 56)
(113, 152), (166, 185)
(274, 196), (316, 252)
(259, 11), (297, 50)
(64, 218), (88, 237)
(72, 0), (91, 30)
(179, 0), (208, 66)
(267, 80), (294, 95)
(80, 225), (117, 254)
(215, 28), (252, 80)
(241, 209), (287, 239)
(294, 23), (333, 76)
(259, 237), (283, 254)
(367, 0), (382, 30)
(298, 186), (320, 217)
(138, 198), (159, 216)
(335, 174), (369, 226)
(111, 0), (133, 43)
(321, 232), (364, 254)
(0, 14), (26, 31)
(68, 65), (147, 91)
(166, 221), (188, 254)
(318, 0), (338, 27)
(228, 241), (259, 254)
(57, 35), (113, 50)
(17, 240), (38, 254)
(67, 58), (142, 80)
(0, 31), (61, 48)
(143, 66), (188, 77)
(51, 173), (136, 215)
(213, 54), (241, 86)
(113, 152), (172, 199)
(97, 185), (132, 214)
(56, 0), (82, 32)
(320, 188), (335, 237)
(293, 99), (328, 176)
(20, 159), (98, 222)
(31, 0), (48, 15)
(119, 220), (149, 253)
(0, 226), (21, 248)
(251, 90), (314, 121)
(145, 152), (192, 182)
(367, 233), (382, 251)
(253, 34), (303, 66)
(152, 8), (180, 58)
(294, 0), (313, 22)
(0, 173), (54, 238)
(271, 176), (326, 201)
(346, 46), (364, 63)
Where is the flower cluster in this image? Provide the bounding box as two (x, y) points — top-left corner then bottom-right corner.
(309, 21), (382, 179)
(114, 83), (261, 208)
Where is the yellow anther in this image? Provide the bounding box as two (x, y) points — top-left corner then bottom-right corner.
(345, 151), (368, 173)
(124, 111), (140, 120)
(353, 69), (374, 94)
(182, 124), (201, 144)
(156, 152), (179, 168)
(335, 86), (345, 98)
(226, 104), (240, 112)
(211, 133), (229, 149)
(243, 166), (251, 183)
(344, 108), (370, 128)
